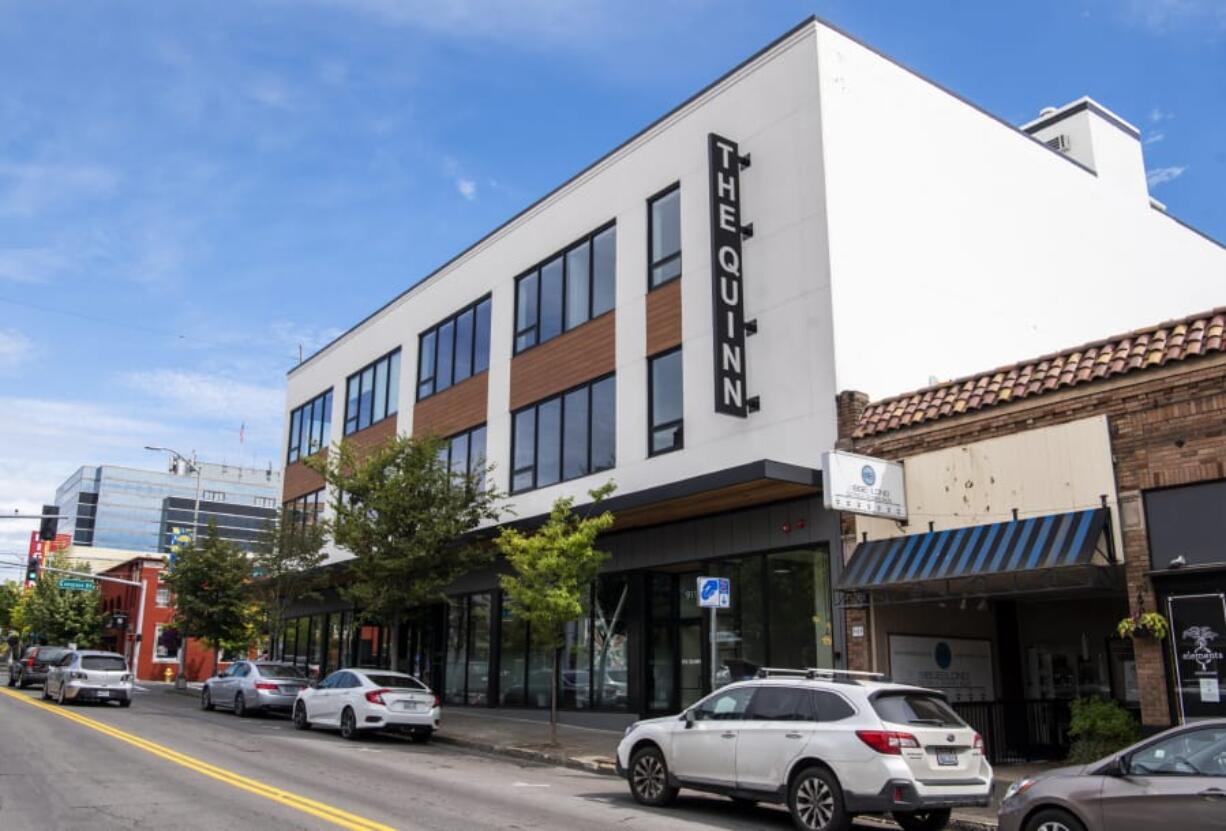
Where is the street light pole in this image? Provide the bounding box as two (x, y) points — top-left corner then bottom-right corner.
(144, 445), (201, 690)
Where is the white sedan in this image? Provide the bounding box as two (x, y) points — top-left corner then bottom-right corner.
(292, 668), (439, 742)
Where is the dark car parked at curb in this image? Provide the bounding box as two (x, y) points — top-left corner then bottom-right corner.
(998, 718), (1226, 831)
(7, 646), (70, 689)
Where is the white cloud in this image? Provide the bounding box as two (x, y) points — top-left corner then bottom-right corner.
(1124, 0), (1226, 32)
(1147, 165), (1188, 187)
(0, 246), (70, 283)
(0, 162), (120, 218)
(0, 329), (32, 369)
(246, 75), (295, 110)
(456, 177), (477, 200)
(1150, 107), (1174, 123)
(120, 369), (284, 424)
(1144, 131), (1166, 145)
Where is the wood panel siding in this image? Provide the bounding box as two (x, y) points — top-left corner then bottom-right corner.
(413, 372), (488, 438)
(611, 479), (817, 531)
(345, 415), (399, 459)
(283, 457), (326, 501)
(510, 312), (616, 410)
(645, 279), (682, 355)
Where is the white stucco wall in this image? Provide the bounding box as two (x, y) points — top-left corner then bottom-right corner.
(815, 24), (1226, 401)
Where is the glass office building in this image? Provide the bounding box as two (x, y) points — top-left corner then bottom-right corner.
(54, 463), (282, 553)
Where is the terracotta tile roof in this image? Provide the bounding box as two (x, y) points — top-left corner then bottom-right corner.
(854, 306), (1226, 438)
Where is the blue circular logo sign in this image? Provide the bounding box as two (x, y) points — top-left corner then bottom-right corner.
(934, 642), (952, 670)
(861, 465), (876, 486)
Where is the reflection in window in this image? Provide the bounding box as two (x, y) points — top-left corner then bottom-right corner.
(418, 296), (491, 400)
(510, 375), (615, 493)
(287, 389), (333, 463)
(514, 224), (616, 353)
(768, 547), (834, 670)
(344, 350), (400, 435)
(436, 425), (487, 483)
(648, 185), (681, 288)
(649, 348), (683, 455)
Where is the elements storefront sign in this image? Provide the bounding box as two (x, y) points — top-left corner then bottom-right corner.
(822, 450), (908, 520)
(1167, 593), (1226, 721)
(888, 635), (995, 702)
(708, 133), (749, 417)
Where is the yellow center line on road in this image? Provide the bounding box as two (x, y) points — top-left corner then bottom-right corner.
(0, 688), (397, 831)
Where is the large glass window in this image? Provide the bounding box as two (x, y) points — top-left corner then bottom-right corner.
(287, 389), (333, 464)
(649, 348), (683, 455)
(445, 601), (467, 705)
(648, 184), (681, 288)
(514, 224), (616, 354)
(592, 575), (630, 708)
(284, 489), (324, 529)
(713, 556), (767, 684)
(436, 425), (487, 482)
(344, 349), (401, 435)
(417, 296), (491, 400)
(510, 375), (615, 494)
(466, 594), (491, 706)
(499, 606), (528, 706)
(768, 548), (834, 670)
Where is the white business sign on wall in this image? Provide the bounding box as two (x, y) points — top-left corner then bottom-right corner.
(822, 451), (908, 520)
(888, 635), (995, 702)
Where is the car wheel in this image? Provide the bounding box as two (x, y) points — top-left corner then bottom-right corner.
(7, 673), (15, 688)
(1024, 808), (1086, 831)
(628, 746), (679, 807)
(893, 808), (952, 831)
(234, 693), (248, 717)
(788, 766), (849, 831)
(119, 699), (132, 708)
(292, 702), (311, 730)
(340, 707), (360, 740)
(201, 688), (214, 711)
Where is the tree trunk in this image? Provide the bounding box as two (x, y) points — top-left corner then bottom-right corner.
(550, 646), (559, 746)
(211, 644), (219, 677)
(389, 618), (401, 671)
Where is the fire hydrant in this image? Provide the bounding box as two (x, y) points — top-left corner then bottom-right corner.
(164, 666), (175, 683)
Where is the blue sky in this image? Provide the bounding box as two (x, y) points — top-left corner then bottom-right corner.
(0, 0), (1223, 557)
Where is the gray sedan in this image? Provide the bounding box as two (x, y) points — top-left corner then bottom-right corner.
(999, 718), (1226, 831)
(201, 661), (309, 716)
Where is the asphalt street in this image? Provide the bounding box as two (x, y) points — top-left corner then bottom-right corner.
(0, 681), (893, 831)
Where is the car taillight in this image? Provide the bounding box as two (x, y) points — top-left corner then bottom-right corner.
(121, 674), (132, 683)
(856, 730), (920, 755)
(365, 688), (390, 706)
(71, 671), (88, 680)
(433, 693), (441, 709)
(973, 733), (984, 753)
(26, 649), (36, 668)
(254, 682), (279, 691)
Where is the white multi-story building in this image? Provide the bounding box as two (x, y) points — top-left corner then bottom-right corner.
(277, 17), (1224, 723)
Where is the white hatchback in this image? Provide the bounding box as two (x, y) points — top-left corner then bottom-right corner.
(292, 668), (439, 742)
(616, 669), (992, 831)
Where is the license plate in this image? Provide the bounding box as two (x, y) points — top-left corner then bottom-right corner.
(936, 750), (958, 766)
(397, 701), (422, 711)
(97, 690), (110, 698)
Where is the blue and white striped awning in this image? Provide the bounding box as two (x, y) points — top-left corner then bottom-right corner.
(840, 508), (1109, 591)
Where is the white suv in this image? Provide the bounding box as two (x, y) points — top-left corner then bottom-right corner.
(616, 670), (992, 831)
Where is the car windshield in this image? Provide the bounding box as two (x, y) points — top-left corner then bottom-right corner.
(82, 656), (127, 672)
(37, 649), (69, 663)
(872, 693), (965, 727)
(362, 674), (426, 690)
(256, 664), (306, 679)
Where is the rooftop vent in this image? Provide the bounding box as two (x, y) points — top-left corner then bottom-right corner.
(1038, 106), (1059, 118)
(1045, 134), (1071, 153)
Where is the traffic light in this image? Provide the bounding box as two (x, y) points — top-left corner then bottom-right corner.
(25, 551), (41, 584)
(39, 505), (58, 542)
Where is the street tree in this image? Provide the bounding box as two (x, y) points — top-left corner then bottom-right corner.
(496, 483), (615, 744)
(249, 506), (328, 656)
(14, 552), (105, 646)
(164, 522), (254, 676)
(306, 433), (503, 670)
(0, 580), (20, 631)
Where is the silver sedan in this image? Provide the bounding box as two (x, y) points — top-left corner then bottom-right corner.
(201, 661), (309, 716)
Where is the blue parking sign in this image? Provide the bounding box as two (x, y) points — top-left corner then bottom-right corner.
(697, 576), (731, 609)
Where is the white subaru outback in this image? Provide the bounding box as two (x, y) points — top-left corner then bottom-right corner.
(616, 669), (992, 831)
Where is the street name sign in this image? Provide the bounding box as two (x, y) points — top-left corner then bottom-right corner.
(58, 578), (95, 591)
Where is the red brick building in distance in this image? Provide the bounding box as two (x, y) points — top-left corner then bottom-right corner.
(836, 307), (1226, 761)
(97, 556), (234, 682)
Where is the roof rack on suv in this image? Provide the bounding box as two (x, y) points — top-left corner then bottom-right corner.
(754, 667), (890, 684)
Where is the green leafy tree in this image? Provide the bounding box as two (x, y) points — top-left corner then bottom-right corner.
(307, 433), (504, 670)
(0, 580), (21, 631)
(16, 552), (105, 646)
(496, 483), (615, 744)
(164, 522), (254, 676)
(249, 506), (328, 656)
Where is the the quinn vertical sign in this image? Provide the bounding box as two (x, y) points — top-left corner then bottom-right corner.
(708, 133), (748, 417)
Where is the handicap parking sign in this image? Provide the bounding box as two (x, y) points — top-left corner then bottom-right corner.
(697, 576), (731, 609)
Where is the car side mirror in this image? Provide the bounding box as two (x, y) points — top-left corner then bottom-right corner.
(1105, 755), (1128, 777)
(684, 710), (696, 729)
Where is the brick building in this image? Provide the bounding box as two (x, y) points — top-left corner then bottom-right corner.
(836, 307), (1226, 760)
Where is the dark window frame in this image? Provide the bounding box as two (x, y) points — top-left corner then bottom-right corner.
(343, 349), (401, 435)
(509, 373), (616, 494)
(438, 423), (488, 481)
(648, 347), (684, 457)
(647, 182), (681, 291)
(513, 221), (616, 355)
(284, 489), (324, 529)
(287, 388), (334, 465)
(416, 295), (492, 402)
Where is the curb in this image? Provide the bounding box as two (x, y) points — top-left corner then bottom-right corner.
(430, 733), (619, 777)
